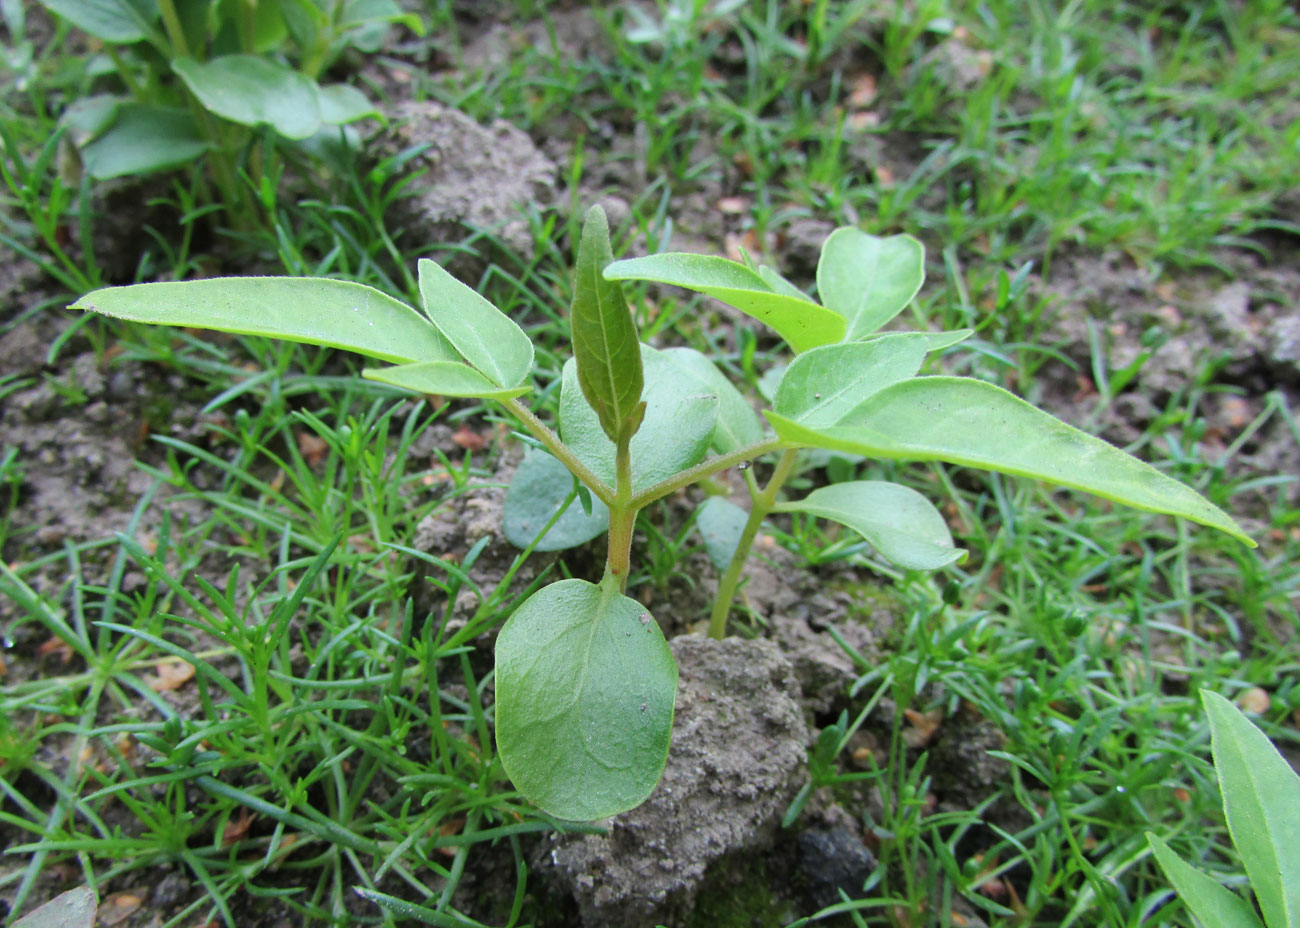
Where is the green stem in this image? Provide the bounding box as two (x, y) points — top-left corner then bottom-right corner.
(501, 397), (615, 505)
(605, 431), (636, 592)
(155, 0), (193, 59)
(628, 437), (785, 510)
(707, 448), (799, 640)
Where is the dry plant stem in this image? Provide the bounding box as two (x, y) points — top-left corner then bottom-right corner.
(707, 447), (799, 640)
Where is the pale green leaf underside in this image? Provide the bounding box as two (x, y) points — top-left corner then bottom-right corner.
(766, 377), (1252, 544)
(1147, 835), (1265, 928)
(173, 55), (323, 140)
(503, 449), (609, 552)
(817, 229), (925, 341)
(696, 496), (751, 572)
(781, 481), (963, 570)
(572, 206), (645, 444)
(13, 886), (98, 928)
(604, 253), (846, 353)
(362, 361), (530, 400)
(495, 579), (677, 820)
(774, 334), (930, 428)
(1205, 690), (1300, 928)
(661, 347), (764, 454)
(73, 277), (457, 365)
(417, 258), (533, 388)
(868, 329), (973, 353)
(560, 348), (718, 493)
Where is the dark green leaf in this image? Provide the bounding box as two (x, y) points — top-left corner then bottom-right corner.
(780, 481), (963, 570)
(571, 205), (645, 445)
(817, 229), (924, 340)
(1204, 690), (1300, 928)
(504, 449), (609, 551)
(604, 252), (846, 352)
(774, 334), (929, 427)
(1147, 835), (1265, 928)
(73, 277), (457, 365)
(38, 0), (156, 42)
(559, 348), (718, 493)
(417, 258), (533, 388)
(495, 579), (677, 820)
(173, 55), (321, 139)
(79, 104), (208, 179)
(662, 346), (764, 454)
(766, 377), (1253, 544)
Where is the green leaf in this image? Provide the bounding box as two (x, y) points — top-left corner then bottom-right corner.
(353, 888), (476, 928)
(73, 277), (457, 365)
(773, 334), (930, 428)
(38, 0), (156, 42)
(361, 361), (529, 400)
(758, 263), (812, 300)
(1147, 834), (1265, 928)
(417, 258), (533, 388)
(503, 449), (609, 552)
(662, 347), (764, 454)
(696, 496), (750, 571)
(173, 55), (321, 140)
(571, 205), (645, 445)
(604, 252), (846, 353)
(779, 481), (963, 570)
(13, 886), (97, 928)
(869, 329), (973, 353)
(495, 579), (677, 820)
(766, 377), (1253, 544)
(1204, 690), (1300, 928)
(817, 229), (925, 340)
(79, 104), (209, 179)
(317, 83), (379, 125)
(560, 348), (719, 493)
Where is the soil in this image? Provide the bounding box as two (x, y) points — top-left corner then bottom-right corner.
(3, 4), (1297, 928)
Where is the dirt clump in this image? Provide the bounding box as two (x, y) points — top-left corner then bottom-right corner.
(546, 634), (810, 928)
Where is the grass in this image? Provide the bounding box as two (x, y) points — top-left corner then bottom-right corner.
(1, 0), (1298, 926)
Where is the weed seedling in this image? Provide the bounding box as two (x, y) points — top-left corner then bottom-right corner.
(73, 205), (1252, 821)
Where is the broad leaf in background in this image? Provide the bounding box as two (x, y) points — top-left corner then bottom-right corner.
(13, 886), (97, 928)
(695, 496), (751, 572)
(559, 349), (719, 493)
(778, 481), (963, 570)
(504, 449), (609, 551)
(361, 361), (530, 400)
(495, 579), (677, 820)
(817, 230), (925, 341)
(773, 334), (930, 428)
(1147, 835), (1265, 928)
(604, 252), (846, 353)
(173, 55), (323, 139)
(37, 0), (156, 42)
(767, 377), (1253, 544)
(571, 205), (646, 446)
(661, 346), (764, 454)
(78, 104), (209, 180)
(1205, 689), (1300, 928)
(72, 277), (456, 365)
(416, 258), (533, 389)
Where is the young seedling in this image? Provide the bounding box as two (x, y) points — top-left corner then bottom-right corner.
(73, 206), (1252, 821)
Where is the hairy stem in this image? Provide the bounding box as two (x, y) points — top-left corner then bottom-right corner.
(707, 448), (799, 640)
(605, 431), (636, 592)
(501, 397), (615, 505)
(628, 437), (786, 510)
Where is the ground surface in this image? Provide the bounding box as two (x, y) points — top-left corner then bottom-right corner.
(1, 2), (1298, 927)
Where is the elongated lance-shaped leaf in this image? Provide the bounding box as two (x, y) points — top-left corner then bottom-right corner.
(1147, 834), (1265, 928)
(72, 277), (458, 365)
(767, 377), (1253, 544)
(817, 229), (925, 341)
(780, 481), (964, 570)
(1204, 690), (1300, 928)
(417, 257), (534, 388)
(495, 578), (677, 820)
(604, 252), (846, 352)
(572, 205), (646, 445)
(362, 361), (531, 400)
